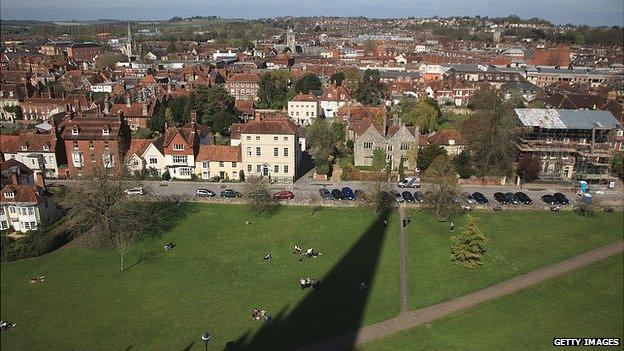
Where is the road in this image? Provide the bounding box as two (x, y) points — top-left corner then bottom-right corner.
(48, 177), (623, 210)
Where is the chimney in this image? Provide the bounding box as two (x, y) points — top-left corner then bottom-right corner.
(35, 171), (46, 189)
(10, 169), (19, 185)
(118, 110), (124, 124)
(190, 110), (197, 125)
(142, 101), (148, 116)
(126, 95), (131, 107)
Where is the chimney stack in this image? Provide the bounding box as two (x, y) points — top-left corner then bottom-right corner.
(126, 95), (132, 107)
(190, 110), (197, 125)
(35, 171), (46, 190)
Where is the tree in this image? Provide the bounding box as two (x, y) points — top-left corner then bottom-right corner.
(191, 85), (238, 135)
(257, 71), (292, 109)
(453, 150), (473, 179)
(353, 69), (386, 105)
(398, 156), (405, 179)
(423, 154), (460, 220)
(400, 98), (442, 133)
(365, 172), (393, 213)
(372, 148), (387, 172)
(331, 121), (346, 142)
(64, 166), (164, 272)
(462, 87), (518, 176)
(612, 153), (624, 180)
(307, 119), (336, 174)
(517, 154), (541, 182)
(363, 40), (375, 54)
(450, 215), (488, 269)
(166, 41), (177, 53)
(244, 176), (277, 215)
(3, 105), (22, 120)
(294, 74), (321, 94)
(330, 72), (345, 86)
(95, 52), (127, 69)
(418, 145), (446, 173)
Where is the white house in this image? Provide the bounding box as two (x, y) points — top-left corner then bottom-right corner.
(0, 184), (61, 233)
(287, 93), (320, 126)
(320, 84), (351, 119)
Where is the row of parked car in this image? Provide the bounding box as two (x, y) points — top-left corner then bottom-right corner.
(196, 188), (295, 200)
(471, 191), (570, 206)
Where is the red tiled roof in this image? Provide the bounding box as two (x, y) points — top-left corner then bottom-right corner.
(0, 184), (49, 204)
(291, 93), (318, 102)
(0, 133), (56, 153)
(110, 102), (148, 117)
(126, 139), (153, 157)
(227, 73), (261, 83)
(322, 84), (351, 101)
(230, 123), (245, 140)
(427, 129), (465, 145)
(196, 145), (241, 162)
(0, 159), (33, 175)
(240, 118), (299, 135)
(59, 116), (123, 140)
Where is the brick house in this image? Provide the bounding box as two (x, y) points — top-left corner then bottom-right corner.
(59, 114), (131, 177)
(225, 73), (261, 101)
(67, 43), (102, 61)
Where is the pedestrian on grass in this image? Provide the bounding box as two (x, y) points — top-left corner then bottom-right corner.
(450, 222), (455, 232)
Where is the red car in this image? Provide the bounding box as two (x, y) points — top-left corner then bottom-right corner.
(274, 191), (295, 200)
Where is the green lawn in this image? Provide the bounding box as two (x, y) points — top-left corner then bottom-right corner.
(407, 210), (624, 309)
(359, 253), (624, 351)
(1, 206), (622, 350)
(0, 204), (401, 351)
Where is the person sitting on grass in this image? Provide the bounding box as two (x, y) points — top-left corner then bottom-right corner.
(305, 248), (320, 258)
(164, 242), (175, 251)
(360, 281), (368, 290)
(293, 244), (302, 255)
(300, 277), (308, 290)
(251, 308), (260, 320)
(263, 253), (272, 261)
(311, 278), (320, 289)
(0, 321), (16, 331)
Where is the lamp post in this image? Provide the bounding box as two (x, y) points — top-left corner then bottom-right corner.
(201, 331), (211, 351)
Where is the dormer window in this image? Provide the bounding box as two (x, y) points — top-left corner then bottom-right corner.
(5, 192), (15, 199)
(173, 144), (184, 151)
(20, 144), (27, 151)
(102, 127), (110, 136)
(71, 126), (79, 135)
(43, 144), (50, 151)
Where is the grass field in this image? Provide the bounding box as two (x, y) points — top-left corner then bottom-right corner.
(358, 253), (624, 351)
(407, 210), (624, 309)
(0, 204), (401, 350)
(1, 206), (622, 350)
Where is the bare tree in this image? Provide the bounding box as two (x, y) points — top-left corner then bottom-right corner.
(423, 154), (461, 220)
(365, 171), (393, 213)
(244, 176), (277, 215)
(65, 166), (155, 272)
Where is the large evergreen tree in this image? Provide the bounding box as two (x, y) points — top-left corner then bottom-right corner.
(450, 216), (488, 269)
(353, 69), (386, 105)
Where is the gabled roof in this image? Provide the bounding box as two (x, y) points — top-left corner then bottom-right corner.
(0, 133), (56, 153)
(0, 184), (50, 204)
(321, 84), (351, 101)
(290, 93), (318, 102)
(428, 129), (465, 145)
(126, 139), (153, 157)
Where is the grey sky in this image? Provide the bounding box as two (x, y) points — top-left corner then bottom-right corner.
(1, 0), (622, 26)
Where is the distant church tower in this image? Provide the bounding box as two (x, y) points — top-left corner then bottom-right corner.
(124, 22), (139, 61)
(286, 28), (295, 52)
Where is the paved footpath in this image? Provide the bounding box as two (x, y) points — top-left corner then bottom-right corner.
(298, 240), (624, 351)
(398, 204), (409, 313)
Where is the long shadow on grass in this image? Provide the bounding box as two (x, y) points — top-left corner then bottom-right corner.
(225, 208), (392, 351)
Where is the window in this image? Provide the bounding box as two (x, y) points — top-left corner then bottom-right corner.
(256, 165), (261, 172)
(73, 141), (79, 149)
(28, 207), (34, 215)
(274, 136), (278, 141)
(246, 136), (251, 140)
(9, 206), (16, 214)
(247, 164), (252, 172)
(89, 141), (94, 149)
(149, 157), (158, 164)
(5, 192), (14, 199)
(219, 162), (224, 167)
(103, 153), (114, 168)
(232, 162), (237, 168)
(173, 144), (184, 151)
(387, 145), (393, 152)
(0, 207), (4, 215)
(49, 156), (55, 164)
(0, 221), (7, 230)
(202, 161), (209, 168)
(256, 147), (261, 156)
(274, 165), (279, 173)
(364, 142), (373, 149)
(71, 126), (79, 135)
(283, 148), (289, 157)
(284, 136), (288, 141)
(180, 168), (191, 176)
(72, 152), (83, 166)
(102, 127), (110, 136)
(173, 155), (187, 164)
(274, 148), (279, 157)
(104, 141), (109, 148)
(256, 136), (260, 141)
(246, 147), (252, 156)
(133, 159), (139, 166)
(284, 165), (289, 174)
(400, 142), (410, 151)
(20, 144), (27, 151)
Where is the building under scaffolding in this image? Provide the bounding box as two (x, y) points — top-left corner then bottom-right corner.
(515, 109), (622, 183)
